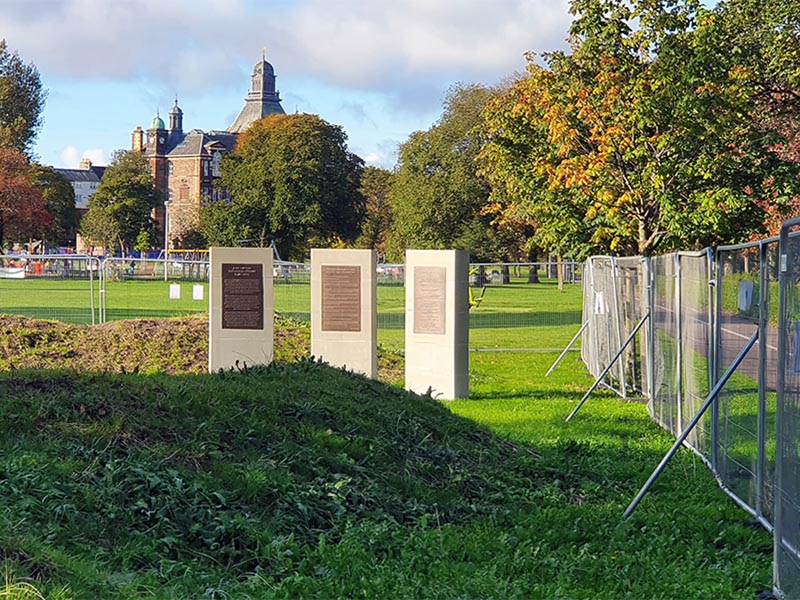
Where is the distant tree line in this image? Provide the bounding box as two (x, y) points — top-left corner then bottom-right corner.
(5, 0), (800, 260)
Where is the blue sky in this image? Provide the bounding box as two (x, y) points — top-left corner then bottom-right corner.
(2, 0), (714, 170)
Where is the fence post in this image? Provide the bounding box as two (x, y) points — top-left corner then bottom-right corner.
(645, 257), (655, 402)
(675, 253), (684, 432)
(712, 249), (722, 471)
(611, 258), (627, 399)
(756, 241), (769, 519)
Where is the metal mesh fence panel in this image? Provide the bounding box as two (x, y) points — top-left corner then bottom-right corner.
(716, 242), (777, 526)
(616, 256), (649, 396)
(579, 257), (647, 398)
(649, 254), (680, 434)
(678, 251), (714, 458)
(0, 254), (101, 324)
(581, 257), (624, 394)
(776, 223), (800, 598)
(102, 258), (209, 321)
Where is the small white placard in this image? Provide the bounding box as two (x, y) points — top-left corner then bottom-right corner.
(193, 285), (204, 301)
(738, 280), (754, 312)
(169, 284), (181, 300)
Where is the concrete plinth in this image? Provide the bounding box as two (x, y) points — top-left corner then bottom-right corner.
(209, 247), (274, 372)
(310, 248), (377, 378)
(405, 249), (469, 399)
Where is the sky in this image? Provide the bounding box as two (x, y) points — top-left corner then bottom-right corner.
(0, 0), (711, 171)
(0, 0), (580, 170)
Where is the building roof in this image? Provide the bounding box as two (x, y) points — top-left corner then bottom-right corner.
(150, 129), (237, 158)
(53, 167), (105, 183)
(228, 56), (285, 133)
(151, 113), (166, 130)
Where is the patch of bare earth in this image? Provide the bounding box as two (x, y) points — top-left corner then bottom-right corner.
(0, 314), (403, 382)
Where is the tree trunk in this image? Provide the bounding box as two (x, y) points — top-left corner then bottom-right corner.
(557, 254), (564, 291)
(501, 264), (510, 284)
(528, 266), (540, 283)
(475, 265), (487, 287)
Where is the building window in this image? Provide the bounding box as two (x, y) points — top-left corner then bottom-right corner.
(211, 151), (222, 177)
(203, 161), (208, 177)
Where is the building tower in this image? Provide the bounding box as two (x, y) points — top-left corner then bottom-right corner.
(169, 98), (183, 133)
(228, 53), (285, 133)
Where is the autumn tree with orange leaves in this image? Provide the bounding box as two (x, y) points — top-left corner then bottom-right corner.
(0, 149), (50, 251)
(480, 0), (800, 257)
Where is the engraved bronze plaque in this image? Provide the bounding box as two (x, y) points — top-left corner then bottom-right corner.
(413, 266), (446, 335)
(321, 265), (361, 332)
(222, 263), (264, 330)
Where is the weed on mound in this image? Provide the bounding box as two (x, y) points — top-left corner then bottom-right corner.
(0, 362), (542, 597)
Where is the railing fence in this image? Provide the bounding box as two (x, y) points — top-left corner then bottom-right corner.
(580, 226), (800, 598)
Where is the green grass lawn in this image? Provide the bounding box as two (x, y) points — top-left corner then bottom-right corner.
(0, 354), (772, 599)
(1, 277), (583, 351)
(0, 274), (775, 599)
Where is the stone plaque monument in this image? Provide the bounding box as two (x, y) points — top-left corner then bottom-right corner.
(405, 250), (469, 399)
(209, 247), (273, 372)
(311, 249), (377, 378)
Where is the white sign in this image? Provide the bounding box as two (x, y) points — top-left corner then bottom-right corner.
(169, 284), (181, 300)
(193, 285), (204, 301)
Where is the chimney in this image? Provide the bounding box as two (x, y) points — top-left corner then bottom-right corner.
(132, 126), (144, 152)
(79, 158), (92, 170)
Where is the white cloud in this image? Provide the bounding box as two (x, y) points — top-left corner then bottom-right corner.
(362, 152), (381, 164)
(1, 0), (571, 103)
(57, 145), (108, 168)
(58, 145), (81, 168)
(82, 148), (109, 166)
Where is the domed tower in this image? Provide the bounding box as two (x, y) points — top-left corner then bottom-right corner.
(144, 110), (169, 204)
(146, 110), (168, 155)
(169, 98), (183, 133)
(228, 52), (285, 133)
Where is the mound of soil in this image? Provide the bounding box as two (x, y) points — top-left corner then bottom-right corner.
(0, 314), (307, 375)
(0, 314), (403, 381)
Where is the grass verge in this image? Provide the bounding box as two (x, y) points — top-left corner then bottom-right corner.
(0, 350), (773, 599)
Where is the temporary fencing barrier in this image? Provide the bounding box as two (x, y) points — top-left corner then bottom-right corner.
(0, 256), (580, 351)
(0, 254), (101, 324)
(574, 228), (800, 598)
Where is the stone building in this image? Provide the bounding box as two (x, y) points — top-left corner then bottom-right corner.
(132, 54), (285, 247)
(54, 158), (106, 213)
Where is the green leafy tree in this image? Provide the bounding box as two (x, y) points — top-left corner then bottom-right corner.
(208, 113), (364, 260)
(355, 166), (394, 258)
(79, 205), (119, 254)
(29, 164), (79, 247)
(0, 148), (50, 251)
(0, 39), (46, 154)
(480, 0), (799, 257)
(80, 150), (160, 254)
(134, 229), (152, 255)
(387, 83), (504, 262)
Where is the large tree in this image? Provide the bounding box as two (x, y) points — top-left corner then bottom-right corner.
(479, 0), (800, 257)
(29, 164), (79, 247)
(80, 150), (160, 254)
(0, 40), (46, 154)
(207, 113), (364, 260)
(0, 149), (50, 251)
(355, 166), (394, 259)
(386, 83), (505, 262)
